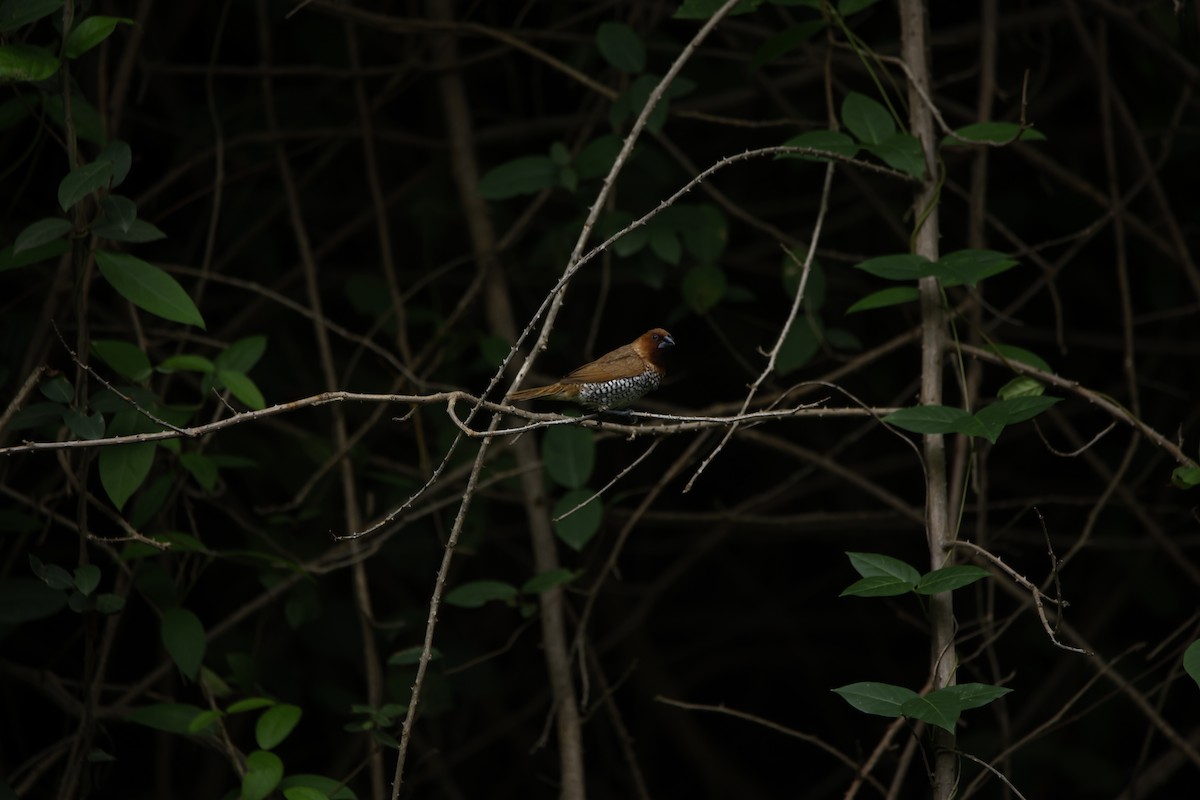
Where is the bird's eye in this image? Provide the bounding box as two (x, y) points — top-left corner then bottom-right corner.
(652, 334), (660, 341)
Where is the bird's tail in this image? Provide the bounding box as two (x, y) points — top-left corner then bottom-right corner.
(508, 383), (567, 402)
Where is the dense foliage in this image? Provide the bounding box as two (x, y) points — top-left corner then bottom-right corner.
(2, 1), (1199, 798)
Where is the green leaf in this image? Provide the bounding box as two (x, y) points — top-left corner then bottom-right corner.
(575, 134), (622, 180)
(1171, 466), (1200, 490)
(58, 160), (113, 211)
(596, 22), (645, 73)
(0, 0), (64, 30)
(444, 580), (518, 609)
(842, 92), (895, 145)
(162, 607), (206, 681)
(846, 551), (921, 584)
(984, 396), (1061, 425)
(30, 554), (74, 591)
(899, 690), (960, 733)
(883, 405), (973, 435)
(227, 697), (277, 714)
(832, 682), (918, 717)
(778, 130), (859, 162)
(14, 218), (73, 254)
(542, 425), (595, 489)
(39, 375), (73, 402)
(997, 377), (1045, 400)
(521, 568), (577, 595)
(682, 263), (727, 315)
(256, 704), (302, 750)
(0, 239), (70, 271)
(73, 564), (101, 596)
(946, 121), (1046, 146)
(100, 195), (137, 232)
(553, 488), (603, 551)
(0, 43), (59, 82)
(65, 16), (134, 59)
(188, 709), (224, 735)
(93, 340), (152, 382)
(283, 788), (329, 800)
(623, 73), (671, 133)
(99, 439), (155, 510)
(97, 140), (133, 187)
(217, 370), (266, 410)
(751, 22), (826, 71)
(846, 286), (920, 313)
(477, 155), (558, 200)
(935, 249), (1018, 287)
(649, 228), (682, 265)
(840, 575), (913, 598)
(855, 253), (933, 280)
(126, 703), (209, 735)
(866, 133), (924, 179)
(915, 565), (990, 595)
(988, 344), (1051, 373)
(1184, 640), (1200, 687)
(939, 682), (1013, 710)
(180, 452), (219, 492)
(280, 775), (357, 800)
(95, 593), (125, 614)
(775, 317), (821, 375)
(970, 403), (1007, 444)
(242, 750), (284, 800)
(0, 578), (68, 622)
(158, 354), (215, 373)
(95, 251), (206, 329)
(93, 218), (166, 242)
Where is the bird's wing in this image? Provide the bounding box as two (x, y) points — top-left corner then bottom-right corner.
(559, 347), (643, 384)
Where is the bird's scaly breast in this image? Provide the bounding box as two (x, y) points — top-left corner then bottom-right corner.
(577, 371), (661, 409)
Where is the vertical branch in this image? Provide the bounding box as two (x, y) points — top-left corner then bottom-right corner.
(898, 1), (956, 798)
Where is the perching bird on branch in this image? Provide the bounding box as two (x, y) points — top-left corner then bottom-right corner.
(508, 328), (675, 411)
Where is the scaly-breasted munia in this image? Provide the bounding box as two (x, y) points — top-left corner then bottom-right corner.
(508, 328), (675, 410)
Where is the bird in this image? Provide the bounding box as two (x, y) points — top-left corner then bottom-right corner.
(508, 328), (675, 411)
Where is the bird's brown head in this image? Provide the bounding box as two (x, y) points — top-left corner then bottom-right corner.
(634, 327), (675, 368)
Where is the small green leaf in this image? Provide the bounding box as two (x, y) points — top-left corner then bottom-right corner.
(162, 607), (206, 681)
(217, 370), (266, 410)
(988, 344), (1051, 374)
(946, 121), (1045, 146)
(997, 377), (1045, 400)
(58, 160), (114, 211)
(775, 317), (821, 375)
(0, 577), (68, 622)
(100, 195), (137, 232)
(39, 375), (74, 402)
(242, 750), (284, 800)
(521, 568), (577, 595)
(846, 552), (921, 584)
(256, 704), (302, 750)
(840, 575), (913, 598)
(97, 140), (133, 187)
(682, 263), (727, 315)
(125, 703), (208, 735)
(553, 488), (603, 551)
(1184, 640), (1200, 686)
(1171, 466), (1200, 490)
(778, 130), (859, 162)
(899, 691), (960, 733)
(915, 565), (991, 595)
(0, 0), (64, 31)
(99, 439), (155, 510)
(842, 92), (895, 146)
(387, 646), (441, 666)
(444, 580), (518, 609)
(283, 788), (329, 800)
(180, 452), (219, 492)
(542, 425), (595, 489)
(93, 218), (166, 242)
(30, 554), (74, 590)
(832, 682), (918, 717)
(970, 403), (1008, 444)
(596, 22), (645, 73)
(846, 286), (920, 313)
(158, 354), (215, 373)
(984, 396), (1061, 425)
(478, 155), (558, 200)
(95, 251), (205, 329)
(188, 709), (224, 735)
(0, 239), (71, 272)
(939, 682), (1013, 710)
(883, 405), (973, 435)
(935, 249), (1018, 287)
(575, 134), (622, 180)
(280, 774), (357, 800)
(866, 133), (924, 179)
(216, 336), (268, 373)
(855, 253), (934, 281)
(93, 339), (153, 382)
(73, 564), (101, 596)
(14, 218), (73, 254)
(227, 697), (277, 714)
(0, 43), (59, 82)
(65, 16), (134, 59)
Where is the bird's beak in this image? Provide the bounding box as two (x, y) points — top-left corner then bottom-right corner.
(660, 334), (675, 349)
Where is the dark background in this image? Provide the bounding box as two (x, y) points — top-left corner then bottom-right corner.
(2, 1), (1199, 798)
